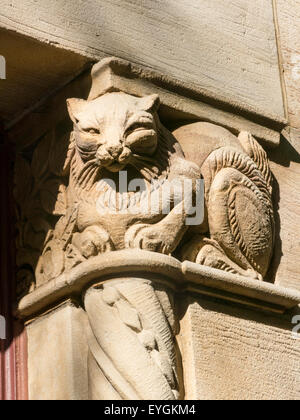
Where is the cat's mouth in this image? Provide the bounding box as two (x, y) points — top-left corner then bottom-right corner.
(96, 146), (132, 172)
(106, 160), (128, 172)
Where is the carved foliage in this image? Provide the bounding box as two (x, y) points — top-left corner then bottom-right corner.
(14, 121), (72, 296)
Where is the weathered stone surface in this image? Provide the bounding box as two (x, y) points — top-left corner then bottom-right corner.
(11, 54), (299, 400)
(14, 62), (276, 295)
(268, 128), (300, 291)
(0, 28), (90, 126)
(0, 0), (285, 121)
(7, 57), (282, 152)
(254, 0), (300, 292)
(26, 302), (88, 400)
(1, 0), (300, 403)
(23, 251), (300, 400)
(179, 296), (300, 400)
(174, 123), (274, 280)
(85, 278), (181, 400)
(17, 250), (300, 320)
(276, 0), (300, 129)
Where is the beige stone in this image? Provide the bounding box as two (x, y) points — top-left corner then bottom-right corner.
(268, 127), (300, 290)
(21, 251), (300, 400)
(26, 302), (88, 400)
(7, 56), (283, 153)
(17, 250), (300, 320)
(14, 62), (276, 295)
(178, 295), (300, 400)
(174, 123), (274, 279)
(84, 278), (181, 400)
(0, 0), (285, 122)
(1, 0), (300, 403)
(0, 28), (90, 127)
(263, 0), (300, 291)
(31, 90), (202, 288)
(12, 57), (299, 401)
(275, 0), (300, 129)
(87, 58), (283, 147)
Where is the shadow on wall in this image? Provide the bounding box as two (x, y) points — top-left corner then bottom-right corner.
(0, 55), (6, 80)
(176, 292), (300, 400)
(13, 66), (93, 298)
(177, 291), (300, 333)
(266, 132), (300, 284)
(14, 118), (73, 298)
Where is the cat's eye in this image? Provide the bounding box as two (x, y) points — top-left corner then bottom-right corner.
(126, 121), (152, 135)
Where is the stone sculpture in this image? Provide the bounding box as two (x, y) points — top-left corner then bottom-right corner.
(33, 91), (201, 284)
(14, 61), (274, 399)
(174, 122), (274, 281)
(29, 95), (274, 285)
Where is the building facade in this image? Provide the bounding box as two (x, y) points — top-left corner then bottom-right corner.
(0, 0), (299, 400)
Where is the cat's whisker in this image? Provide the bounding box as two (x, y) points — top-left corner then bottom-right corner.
(132, 154), (156, 163)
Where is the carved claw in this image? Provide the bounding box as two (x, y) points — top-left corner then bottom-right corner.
(125, 223), (172, 254)
(196, 242), (263, 280)
(73, 225), (114, 259)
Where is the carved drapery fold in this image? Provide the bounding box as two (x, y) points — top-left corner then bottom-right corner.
(84, 279), (181, 400)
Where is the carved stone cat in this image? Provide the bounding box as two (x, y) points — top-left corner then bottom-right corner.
(37, 91), (274, 284)
(37, 92), (200, 283)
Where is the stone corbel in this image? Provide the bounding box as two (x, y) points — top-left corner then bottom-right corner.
(17, 251), (300, 399)
(14, 58), (299, 400)
(87, 57), (285, 147)
(18, 251), (300, 319)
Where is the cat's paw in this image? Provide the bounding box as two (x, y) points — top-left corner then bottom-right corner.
(196, 241), (263, 280)
(73, 225), (114, 258)
(125, 223), (172, 254)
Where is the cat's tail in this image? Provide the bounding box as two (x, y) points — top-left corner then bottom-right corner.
(199, 132), (274, 278)
(238, 131), (273, 195)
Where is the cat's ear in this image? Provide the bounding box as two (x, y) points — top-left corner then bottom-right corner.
(139, 94), (160, 114)
(66, 98), (87, 124)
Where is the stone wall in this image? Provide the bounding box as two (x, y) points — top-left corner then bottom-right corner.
(1, 0), (299, 400)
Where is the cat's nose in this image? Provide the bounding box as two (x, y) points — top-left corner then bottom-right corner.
(106, 144), (123, 159)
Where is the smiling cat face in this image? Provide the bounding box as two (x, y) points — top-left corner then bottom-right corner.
(67, 92), (160, 173)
